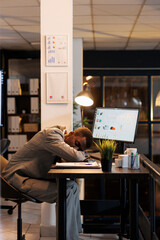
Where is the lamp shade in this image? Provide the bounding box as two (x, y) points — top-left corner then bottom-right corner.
(75, 90), (94, 107)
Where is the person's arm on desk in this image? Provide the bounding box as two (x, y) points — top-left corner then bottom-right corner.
(44, 127), (93, 162)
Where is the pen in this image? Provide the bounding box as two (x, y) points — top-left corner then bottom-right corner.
(131, 152), (134, 168)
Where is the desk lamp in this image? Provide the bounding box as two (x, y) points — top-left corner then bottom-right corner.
(75, 82), (94, 126)
(75, 82), (94, 107)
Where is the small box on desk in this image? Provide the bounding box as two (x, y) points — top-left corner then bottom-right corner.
(23, 123), (38, 132)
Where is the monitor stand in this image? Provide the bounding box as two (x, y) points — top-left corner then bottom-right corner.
(123, 142), (126, 153)
(115, 141), (125, 154)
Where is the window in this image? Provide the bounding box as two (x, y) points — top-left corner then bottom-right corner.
(151, 76), (160, 164)
(82, 76), (101, 130)
(104, 76), (148, 121)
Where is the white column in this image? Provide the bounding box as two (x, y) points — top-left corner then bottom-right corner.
(73, 38), (83, 97)
(73, 38), (85, 201)
(40, 0), (73, 237)
(73, 38), (83, 129)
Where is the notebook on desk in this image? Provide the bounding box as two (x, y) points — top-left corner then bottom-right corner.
(89, 152), (101, 160)
(51, 160), (101, 169)
(89, 152), (119, 162)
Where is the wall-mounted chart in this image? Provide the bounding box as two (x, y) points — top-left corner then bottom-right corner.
(46, 72), (68, 104)
(46, 35), (68, 66)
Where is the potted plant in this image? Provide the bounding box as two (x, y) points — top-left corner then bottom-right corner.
(94, 139), (117, 172)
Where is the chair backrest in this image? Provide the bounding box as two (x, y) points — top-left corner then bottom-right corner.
(0, 139), (10, 155)
(0, 155), (42, 203)
(0, 155), (8, 173)
(0, 156), (20, 199)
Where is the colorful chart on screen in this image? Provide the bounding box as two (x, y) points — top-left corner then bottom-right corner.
(92, 108), (139, 143)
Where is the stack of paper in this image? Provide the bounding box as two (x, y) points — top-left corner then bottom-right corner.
(54, 161), (101, 169)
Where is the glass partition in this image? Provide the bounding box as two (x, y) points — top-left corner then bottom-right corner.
(152, 124), (160, 164)
(152, 76), (160, 121)
(0, 70), (3, 126)
(9, 59), (40, 95)
(104, 76), (148, 121)
(130, 124), (149, 158)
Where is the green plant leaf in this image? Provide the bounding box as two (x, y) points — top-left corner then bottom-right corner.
(94, 139), (117, 160)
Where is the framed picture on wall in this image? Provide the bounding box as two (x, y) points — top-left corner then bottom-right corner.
(46, 72), (68, 104)
(46, 35), (68, 66)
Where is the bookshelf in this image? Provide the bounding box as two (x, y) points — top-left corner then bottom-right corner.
(6, 58), (40, 160)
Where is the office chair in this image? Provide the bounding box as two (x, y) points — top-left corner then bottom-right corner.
(0, 138), (15, 214)
(0, 138), (10, 155)
(0, 155), (42, 240)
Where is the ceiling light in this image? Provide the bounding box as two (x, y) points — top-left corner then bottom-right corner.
(30, 42), (40, 45)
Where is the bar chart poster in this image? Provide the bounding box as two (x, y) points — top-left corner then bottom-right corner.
(46, 72), (68, 104)
(46, 35), (68, 66)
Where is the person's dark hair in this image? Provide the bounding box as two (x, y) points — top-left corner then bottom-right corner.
(74, 127), (93, 149)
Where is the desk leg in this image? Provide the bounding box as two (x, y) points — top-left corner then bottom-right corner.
(57, 178), (66, 240)
(120, 178), (128, 238)
(129, 179), (139, 240)
(149, 176), (155, 239)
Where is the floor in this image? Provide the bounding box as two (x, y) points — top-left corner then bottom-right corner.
(0, 198), (126, 240)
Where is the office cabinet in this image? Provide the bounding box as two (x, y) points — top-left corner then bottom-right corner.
(6, 58), (40, 158)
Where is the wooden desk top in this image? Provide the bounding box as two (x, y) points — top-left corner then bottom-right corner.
(48, 164), (149, 180)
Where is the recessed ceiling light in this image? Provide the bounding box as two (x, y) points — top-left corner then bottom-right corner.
(30, 42), (40, 45)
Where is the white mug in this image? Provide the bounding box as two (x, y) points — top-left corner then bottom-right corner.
(115, 158), (122, 168)
(117, 154), (128, 168)
(119, 154), (128, 168)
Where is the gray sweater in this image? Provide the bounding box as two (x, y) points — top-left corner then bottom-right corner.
(2, 127), (85, 191)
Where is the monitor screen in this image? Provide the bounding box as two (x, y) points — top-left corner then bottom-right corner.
(92, 108), (139, 143)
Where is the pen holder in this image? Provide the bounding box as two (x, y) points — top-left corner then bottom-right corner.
(128, 154), (140, 169)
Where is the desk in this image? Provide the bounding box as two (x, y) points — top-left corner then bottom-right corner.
(48, 164), (149, 240)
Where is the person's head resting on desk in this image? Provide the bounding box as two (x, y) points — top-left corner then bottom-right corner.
(64, 127), (93, 151)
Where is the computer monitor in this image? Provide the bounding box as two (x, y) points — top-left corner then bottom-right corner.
(92, 107), (139, 143)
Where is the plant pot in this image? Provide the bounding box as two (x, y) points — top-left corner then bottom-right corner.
(101, 158), (113, 172)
